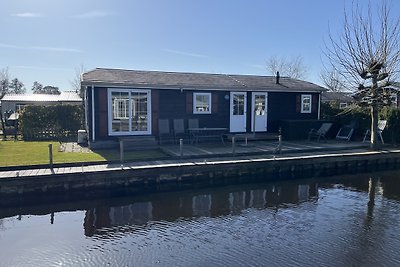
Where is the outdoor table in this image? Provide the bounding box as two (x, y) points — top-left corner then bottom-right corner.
(188, 127), (227, 144)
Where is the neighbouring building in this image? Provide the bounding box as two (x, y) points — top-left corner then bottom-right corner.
(321, 91), (354, 109)
(0, 91), (82, 117)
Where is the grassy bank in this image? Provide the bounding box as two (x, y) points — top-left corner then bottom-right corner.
(0, 141), (167, 167)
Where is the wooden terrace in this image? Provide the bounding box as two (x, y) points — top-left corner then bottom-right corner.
(160, 139), (371, 158)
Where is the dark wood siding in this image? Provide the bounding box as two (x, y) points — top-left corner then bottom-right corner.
(89, 86), (321, 138)
(155, 89), (229, 135)
(268, 92), (319, 132)
(97, 88), (108, 138)
(152, 90), (159, 135)
(186, 92), (193, 114)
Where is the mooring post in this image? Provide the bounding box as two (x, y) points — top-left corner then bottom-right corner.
(120, 139), (124, 165)
(179, 138), (183, 157)
(48, 144), (53, 168)
(278, 127), (282, 154)
(232, 136), (236, 156)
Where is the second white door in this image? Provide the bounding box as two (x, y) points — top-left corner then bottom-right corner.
(251, 92), (268, 132)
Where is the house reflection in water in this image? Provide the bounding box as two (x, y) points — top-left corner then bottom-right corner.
(83, 183), (318, 237)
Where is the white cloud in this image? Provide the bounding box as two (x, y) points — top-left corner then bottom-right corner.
(162, 48), (208, 58)
(0, 43), (83, 53)
(30, 46), (83, 53)
(74, 10), (115, 19)
(12, 12), (42, 18)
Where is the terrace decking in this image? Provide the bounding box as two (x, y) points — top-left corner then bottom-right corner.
(0, 140), (374, 180)
(160, 140), (370, 158)
(0, 139), (400, 204)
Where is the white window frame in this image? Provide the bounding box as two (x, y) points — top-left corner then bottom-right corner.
(301, 94), (312, 113)
(113, 98), (129, 119)
(339, 102), (348, 109)
(193, 92), (212, 114)
(107, 88), (152, 136)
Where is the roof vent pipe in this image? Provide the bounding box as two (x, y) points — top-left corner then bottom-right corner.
(276, 71), (280, 84)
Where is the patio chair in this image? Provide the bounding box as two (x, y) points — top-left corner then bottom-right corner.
(158, 119), (172, 144)
(363, 120), (386, 144)
(188, 119), (199, 143)
(336, 122), (356, 141)
(308, 122), (333, 142)
(173, 119), (186, 143)
(188, 118), (199, 129)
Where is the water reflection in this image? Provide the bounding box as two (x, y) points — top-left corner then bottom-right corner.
(83, 182), (318, 237)
(1, 171), (400, 267)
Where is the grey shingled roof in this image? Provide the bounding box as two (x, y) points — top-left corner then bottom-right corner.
(81, 68), (326, 93)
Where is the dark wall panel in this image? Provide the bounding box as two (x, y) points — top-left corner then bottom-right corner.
(156, 90), (230, 133)
(268, 92), (319, 132)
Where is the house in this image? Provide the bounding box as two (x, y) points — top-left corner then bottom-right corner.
(81, 68), (326, 145)
(321, 91), (354, 109)
(0, 91), (82, 117)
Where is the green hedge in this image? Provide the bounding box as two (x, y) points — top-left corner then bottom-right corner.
(19, 105), (84, 141)
(380, 107), (400, 144)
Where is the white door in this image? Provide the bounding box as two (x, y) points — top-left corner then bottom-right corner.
(251, 92), (268, 132)
(230, 92), (247, 132)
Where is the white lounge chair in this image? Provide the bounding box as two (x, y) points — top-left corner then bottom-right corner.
(308, 122), (333, 142)
(363, 120), (386, 144)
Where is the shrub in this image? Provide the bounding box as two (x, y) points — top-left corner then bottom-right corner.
(380, 107), (400, 144)
(19, 105), (84, 141)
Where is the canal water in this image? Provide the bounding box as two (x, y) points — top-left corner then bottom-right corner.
(1, 170), (400, 267)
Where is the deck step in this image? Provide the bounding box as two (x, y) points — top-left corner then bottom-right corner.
(120, 136), (158, 151)
(89, 136), (158, 151)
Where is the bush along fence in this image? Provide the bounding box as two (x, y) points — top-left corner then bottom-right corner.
(19, 105), (84, 141)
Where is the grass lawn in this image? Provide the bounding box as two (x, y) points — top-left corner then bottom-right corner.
(0, 141), (168, 167)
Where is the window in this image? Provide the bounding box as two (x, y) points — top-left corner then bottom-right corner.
(113, 98), (129, 119)
(108, 89), (151, 135)
(193, 93), (211, 114)
(339, 102), (348, 109)
(301, 94), (312, 113)
(233, 93), (245, 115)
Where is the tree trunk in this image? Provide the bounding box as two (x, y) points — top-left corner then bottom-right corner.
(370, 105), (379, 149)
(370, 74), (379, 150)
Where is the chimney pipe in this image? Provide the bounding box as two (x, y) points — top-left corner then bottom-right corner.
(276, 71), (280, 84)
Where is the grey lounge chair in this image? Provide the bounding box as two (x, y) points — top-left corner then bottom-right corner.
(308, 122), (333, 142)
(363, 120), (386, 144)
(188, 118), (199, 129)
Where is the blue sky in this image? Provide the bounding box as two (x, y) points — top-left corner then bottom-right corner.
(1, 0), (397, 91)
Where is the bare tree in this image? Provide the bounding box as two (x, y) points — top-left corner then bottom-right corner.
(320, 68), (347, 92)
(266, 55), (308, 79)
(324, 1), (400, 149)
(70, 64), (85, 98)
(0, 67), (10, 97)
